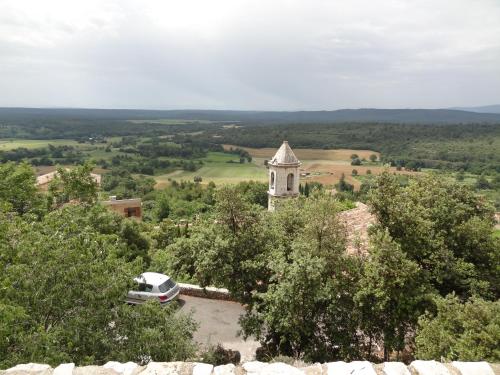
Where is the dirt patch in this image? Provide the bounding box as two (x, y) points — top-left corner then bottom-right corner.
(301, 164), (419, 189)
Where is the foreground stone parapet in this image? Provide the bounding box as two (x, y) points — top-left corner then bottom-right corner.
(1, 361), (498, 375)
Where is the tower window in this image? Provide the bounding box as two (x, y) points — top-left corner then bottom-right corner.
(287, 173), (294, 191)
(270, 172), (275, 189)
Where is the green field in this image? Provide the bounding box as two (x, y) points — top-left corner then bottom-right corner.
(127, 119), (216, 125)
(154, 152), (267, 187)
(0, 139), (82, 151)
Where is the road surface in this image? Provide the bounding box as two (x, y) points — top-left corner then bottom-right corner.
(177, 295), (259, 361)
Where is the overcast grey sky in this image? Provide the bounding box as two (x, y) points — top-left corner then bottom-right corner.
(1, 0), (500, 110)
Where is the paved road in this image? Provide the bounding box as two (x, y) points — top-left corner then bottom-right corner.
(177, 295), (259, 361)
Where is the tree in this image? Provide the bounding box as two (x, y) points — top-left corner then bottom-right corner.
(351, 158), (362, 166)
(240, 195), (363, 362)
(0, 205), (195, 367)
(304, 182), (310, 197)
(336, 173), (354, 193)
(369, 154), (378, 162)
(352, 169), (358, 176)
(156, 192), (171, 221)
(0, 162), (44, 215)
(48, 163), (98, 207)
(415, 295), (500, 362)
(350, 154), (359, 160)
(366, 169), (372, 175)
(475, 174), (491, 190)
(355, 229), (431, 359)
(369, 172), (499, 299)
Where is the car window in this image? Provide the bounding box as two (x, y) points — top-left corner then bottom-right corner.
(158, 279), (176, 293)
(137, 283), (153, 292)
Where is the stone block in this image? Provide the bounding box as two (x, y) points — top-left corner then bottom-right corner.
(409, 361), (450, 375)
(242, 362), (268, 374)
(135, 362), (193, 375)
(302, 363), (324, 375)
(73, 366), (119, 375)
(326, 361), (376, 375)
(262, 363), (305, 374)
(103, 362), (140, 375)
(451, 362), (494, 375)
(192, 363), (214, 375)
(53, 364), (75, 375)
(382, 363), (410, 375)
(5, 364), (52, 375)
(213, 364), (236, 375)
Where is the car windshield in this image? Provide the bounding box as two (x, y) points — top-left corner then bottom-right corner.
(158, 279), (176, 293)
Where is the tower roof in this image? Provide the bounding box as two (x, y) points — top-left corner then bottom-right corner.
(269, 141), (300, 166)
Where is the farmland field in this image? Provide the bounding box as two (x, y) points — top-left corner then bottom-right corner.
(154, 152), (266, 188)
(0, 139), (82, 150)
(223, 144), (415, 189)
(127, 119), (216, 125)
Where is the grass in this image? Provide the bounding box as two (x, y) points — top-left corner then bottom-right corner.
(127, 119), (216, 125)
(0, 139), (82, 151)
(154, 152), (267, 187)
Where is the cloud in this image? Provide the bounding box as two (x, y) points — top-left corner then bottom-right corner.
(0, 0), (499, 109)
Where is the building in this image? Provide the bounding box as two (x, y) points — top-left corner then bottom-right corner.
(102, 197), (142, 219)
(36, 170), (101, 188)
(267, 141), (301, 211)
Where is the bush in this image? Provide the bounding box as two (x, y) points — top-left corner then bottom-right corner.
(199, 344), (241, 366)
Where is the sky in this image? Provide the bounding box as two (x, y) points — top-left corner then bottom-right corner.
(1, 0), (500, 110)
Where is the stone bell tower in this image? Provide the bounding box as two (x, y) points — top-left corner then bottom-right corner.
(268, 141), (301, 211)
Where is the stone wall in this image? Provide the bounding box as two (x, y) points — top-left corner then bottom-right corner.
(2, 361), (499, 375)
(178, 283), (234, 301)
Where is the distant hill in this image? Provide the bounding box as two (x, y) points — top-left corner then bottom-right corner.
(1, 107), (500, 123)
(451, 104), (500, 114)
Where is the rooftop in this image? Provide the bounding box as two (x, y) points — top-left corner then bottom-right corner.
(269, 141), (301, 166)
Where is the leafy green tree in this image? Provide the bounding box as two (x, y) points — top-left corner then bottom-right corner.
(0, 205), (195, 368)
(336, 173), (354, 193)
(355, 229), (432, 359)
(369, 154), (378, 162)
(304, 182), (310, 197)
(0, 162), (44, 215)
(110, 301), (197, 364)
(415, 295), (500, 362)
(351, 158), (362, 166)
(234, 181), (268, 208)
(156, 192), (171, 221)
(352, 169), (358, 176)
(48, 163), (98, 207)
(241, 195), (363, 362)
(369, 172), (499, 299)
(475, 174), (491, 190)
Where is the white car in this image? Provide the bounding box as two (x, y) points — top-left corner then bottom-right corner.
(126, 272), (180, 305)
